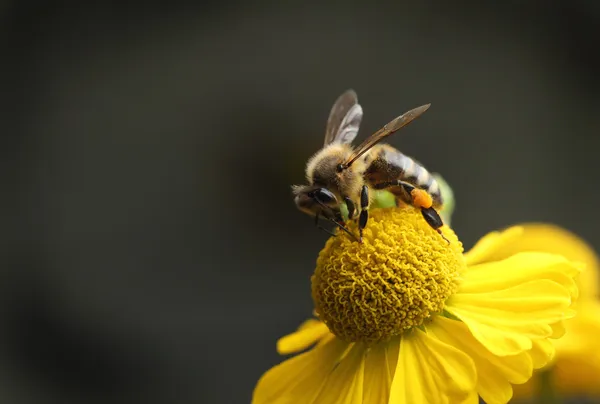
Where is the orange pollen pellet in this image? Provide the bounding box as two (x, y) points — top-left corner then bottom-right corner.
(411, 189), (433, 209)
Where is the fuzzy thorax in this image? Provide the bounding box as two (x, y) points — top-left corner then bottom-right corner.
(311, 206), (465, 344)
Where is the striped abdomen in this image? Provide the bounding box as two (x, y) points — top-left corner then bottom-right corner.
(362, 144), (443, 207)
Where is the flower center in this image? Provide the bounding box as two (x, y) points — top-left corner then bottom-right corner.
(311, 206), (466, 344)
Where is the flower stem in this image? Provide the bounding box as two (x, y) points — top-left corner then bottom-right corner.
(537, 369), (561, 404)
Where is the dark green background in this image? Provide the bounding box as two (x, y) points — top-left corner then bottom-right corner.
(2, 2), (599, 403)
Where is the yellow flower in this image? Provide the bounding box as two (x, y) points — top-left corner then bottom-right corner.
(500, 224), (600, 400)
(253, 207), (581, 404)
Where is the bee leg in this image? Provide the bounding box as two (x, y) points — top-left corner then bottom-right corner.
(421, 207), (450, 244)
(314, 212), (337, 237)
(374, 180), (417, 201)
(374, 180), (449, 244)
(313, 200), (360, 242)
(358, 185), (369, 243)
(344, 196), (356, 220)
(336, 221), (360, 242)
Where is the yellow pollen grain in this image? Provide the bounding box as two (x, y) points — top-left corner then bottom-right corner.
(311, 206), (465, 344)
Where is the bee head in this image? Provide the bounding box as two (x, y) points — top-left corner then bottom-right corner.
(292, 185), (340, 218)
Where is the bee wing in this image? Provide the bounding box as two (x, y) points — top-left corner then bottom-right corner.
(343, 103), (431, 167)
(324, 89), (363, 146)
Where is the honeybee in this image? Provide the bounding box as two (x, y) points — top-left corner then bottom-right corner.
(292, 89), (446, 243)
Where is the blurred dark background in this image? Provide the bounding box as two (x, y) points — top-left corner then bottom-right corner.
(2, 1), (600, 403)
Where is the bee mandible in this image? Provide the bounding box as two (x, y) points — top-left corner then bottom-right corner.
(292, 90), (447, 243)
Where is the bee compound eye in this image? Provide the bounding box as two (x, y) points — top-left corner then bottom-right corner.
(313, 188), (338, 205)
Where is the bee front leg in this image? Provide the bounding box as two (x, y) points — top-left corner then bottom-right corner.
(312, 201), (360, 242)
(358, 185), (369, 243)
(344, 196), (356, 220)
(314, 211), (337, 237)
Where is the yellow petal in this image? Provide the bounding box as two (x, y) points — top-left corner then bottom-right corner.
(527, 338), (555, 369)
(389, 329), (477, 404)
(446, 278), (571, 356)
(464, 226), (524, 266)
(554, 299), (600, 356)
(515, 308), (600, 399)
(314, 344), (365, 404)
(514, 302), (600, 400)
(297, 318), (321, 330)
(252, 337), (349, 404)
(549, 320), (566, 339)
(428, 316), (534, 404)
(465, 223), (599, 298)
(277, 320), (330, 354)
(459, 252), (580, 299)
(362, 341), (395, 404)
(385, 336), (400, 382)
(508, 323), (560, 396)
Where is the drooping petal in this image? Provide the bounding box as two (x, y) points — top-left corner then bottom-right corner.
(362, 340), (397, 404)
(252, 337), (350, 404)
(314, 344), (366, 404)
(428, 316), (535, 404)
(446, 264), (574, 356)
(386, 336), (401, 382)
(389, 329), (478, 404)
(277, 320), (330, 354)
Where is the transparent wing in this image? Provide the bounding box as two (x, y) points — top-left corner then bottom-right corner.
(334, 104), (363, 145)
(324, 89), (362, 146)
(342, 103), (430, 168)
